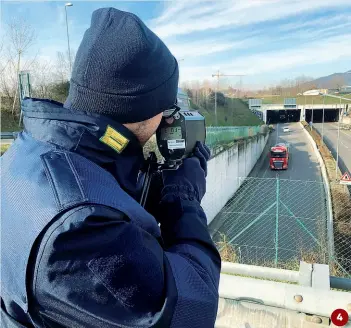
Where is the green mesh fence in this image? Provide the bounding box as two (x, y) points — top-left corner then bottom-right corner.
(209, 176), (351, 278)
(205, 125), (267, 149)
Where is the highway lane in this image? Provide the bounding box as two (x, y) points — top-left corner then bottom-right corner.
(210, 123), (328, 266)
(313, 122), (351, 176)
(250, 123), (323, 181)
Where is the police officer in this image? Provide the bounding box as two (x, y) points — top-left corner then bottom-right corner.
(1, 7), (221, 328)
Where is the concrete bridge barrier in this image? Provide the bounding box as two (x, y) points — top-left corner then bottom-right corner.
(202, 132), (269, 224)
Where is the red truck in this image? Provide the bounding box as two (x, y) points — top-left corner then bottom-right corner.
(269, 143), (289, 170)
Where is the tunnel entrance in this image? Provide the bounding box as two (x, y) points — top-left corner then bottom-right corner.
(305, 109), (339, 123)
(266, 109), (301, 124)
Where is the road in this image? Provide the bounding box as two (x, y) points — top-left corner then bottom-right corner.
(313, 122), (351, 176)
(250, 123), (323, 181)
(209, 123), (328, 266)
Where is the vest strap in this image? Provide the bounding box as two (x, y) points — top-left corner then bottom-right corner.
(41, 152), (88, 210)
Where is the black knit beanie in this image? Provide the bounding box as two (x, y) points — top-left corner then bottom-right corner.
(64, 8), (179, 123)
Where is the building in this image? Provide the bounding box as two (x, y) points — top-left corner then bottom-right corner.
(303, 89), (327, 96)
(340, 85), (351, 94)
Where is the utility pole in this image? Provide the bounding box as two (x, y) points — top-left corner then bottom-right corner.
(322, 94), (325, 144)
(335, 97), (341, 179)
(311, 98), (314, 128)
(211, 71), (246, 126)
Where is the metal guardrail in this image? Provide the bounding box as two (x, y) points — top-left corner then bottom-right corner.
(260, 104), (347, 110)
(217, 261), (351, 328)
(221, 262), (351, 291)
(1, 132), (19, 139)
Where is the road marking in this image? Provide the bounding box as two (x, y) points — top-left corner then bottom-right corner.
(317, 124), (351, 141)
(340, 129), (351, 140)
(329, 123), (351, 139)
(340, 140), (349, 149)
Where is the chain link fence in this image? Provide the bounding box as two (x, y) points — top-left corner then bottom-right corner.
(329, 180), (351, 277)
(209, 176), (351, 278)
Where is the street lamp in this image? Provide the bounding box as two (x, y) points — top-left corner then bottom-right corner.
(311, 97), (314, 129)
(177, 58), (185, 87)
(65, 3), (73, 75)
(335, 96), (342, 179)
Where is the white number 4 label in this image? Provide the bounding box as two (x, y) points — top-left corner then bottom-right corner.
(337, 313), (343, 321)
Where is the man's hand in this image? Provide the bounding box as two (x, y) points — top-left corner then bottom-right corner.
(162, 142), (211, 203)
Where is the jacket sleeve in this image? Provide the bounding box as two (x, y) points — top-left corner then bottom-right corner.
(31, 204), (220, 328)
(157, 193), (221, 327)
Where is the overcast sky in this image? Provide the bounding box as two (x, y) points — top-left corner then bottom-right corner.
(1, 0), (351, 89)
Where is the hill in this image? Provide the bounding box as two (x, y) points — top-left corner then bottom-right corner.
(308, 70), (351, 89)
(190, 97), (264, 127)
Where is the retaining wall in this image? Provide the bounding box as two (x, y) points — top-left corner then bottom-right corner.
(202, 133), (269, 224)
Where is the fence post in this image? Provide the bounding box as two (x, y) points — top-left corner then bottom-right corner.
(275, 174), (280, 266)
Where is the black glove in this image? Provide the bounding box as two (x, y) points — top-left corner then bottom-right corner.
(162, 142), (211, 203)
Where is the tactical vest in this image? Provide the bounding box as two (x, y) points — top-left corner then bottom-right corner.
(1, 131), (161, 327)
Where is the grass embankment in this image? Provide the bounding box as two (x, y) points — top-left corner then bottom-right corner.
(1, 143), (10, 156)
(301, 121), (351, 276)
(190, 98), (264, 127)
(1, 110), (21, 132)
(217, 231), (344, 279)
(1, 97), (22, 132)
(1, 98), (21, 156)
(260, 94), (351, 105)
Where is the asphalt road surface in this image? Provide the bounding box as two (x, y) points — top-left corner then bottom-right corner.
(210, 123), (328, 266)
(313, 122), (351, 176)
(250, 123), (323, 181)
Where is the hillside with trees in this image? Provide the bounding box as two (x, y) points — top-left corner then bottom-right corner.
(182, 83), (264, 127)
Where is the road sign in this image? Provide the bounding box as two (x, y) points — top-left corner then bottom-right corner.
(340, 172), (351, 185)
(18, 71), (32, 127)
(19, 71), (31, 101)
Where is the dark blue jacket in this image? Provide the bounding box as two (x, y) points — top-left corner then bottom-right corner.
(1, 99), (221, 328)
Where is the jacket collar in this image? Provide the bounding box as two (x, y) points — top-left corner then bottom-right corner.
(21, 98), (146, 199)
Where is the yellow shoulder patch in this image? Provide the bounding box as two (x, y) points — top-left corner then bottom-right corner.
(100, 125), (129, 154)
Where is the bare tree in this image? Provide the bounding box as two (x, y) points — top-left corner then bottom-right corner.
(0, 55), (18, 99)
(7, 18), (36, 113)
(31, 60), (56, 99)
(0, 39), (4, 72)
(55, 50), (75, 83)
(55, 51), (69, 83)
(294, 75), (314, 94)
